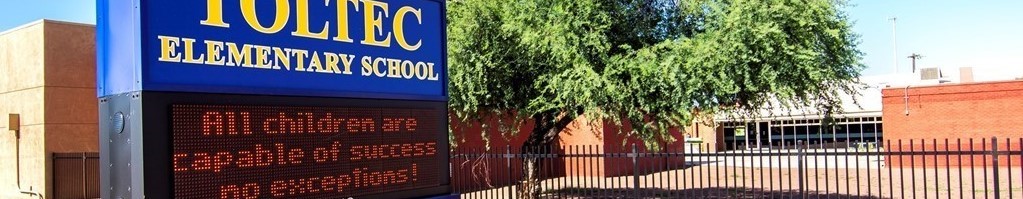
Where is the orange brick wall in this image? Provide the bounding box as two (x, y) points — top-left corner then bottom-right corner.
(450, 113), (714, 188)
(882, 80), (1023, 167)
(597, 121), (690, 177)
(449, 115), (536, 191)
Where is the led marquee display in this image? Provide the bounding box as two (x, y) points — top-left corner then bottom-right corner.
(171, 105), (443, 198)
(98, 0), (450, 198)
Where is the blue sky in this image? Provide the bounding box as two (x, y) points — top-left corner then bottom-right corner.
(845, 1), (1023, 78)
(1, 0), (1020, 78)
(0, 0), (94, 30)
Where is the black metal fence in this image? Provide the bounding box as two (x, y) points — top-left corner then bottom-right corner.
(52, 152), (100, 199)
(451, 137), (1023, 198)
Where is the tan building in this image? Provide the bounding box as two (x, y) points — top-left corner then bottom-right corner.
(1, 20), (97, 198)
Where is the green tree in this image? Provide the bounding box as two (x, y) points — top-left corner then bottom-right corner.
(448, 0), (863, 197)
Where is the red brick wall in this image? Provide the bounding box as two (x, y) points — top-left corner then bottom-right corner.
(449, 114), (709, 191)
(598, 121), (689, 177)
(450, 115), (533, 151)
(881, 80), (1023, 167)
(449, 115), (537, 191)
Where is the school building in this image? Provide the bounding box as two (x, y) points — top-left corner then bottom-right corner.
(451, 66), (1023, 186)
(1, 20), (98, 199)
(882, 75), (1023, 167)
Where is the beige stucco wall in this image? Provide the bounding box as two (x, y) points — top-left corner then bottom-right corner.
(0, 20), (96, 199)
(689, 121), (722, 152)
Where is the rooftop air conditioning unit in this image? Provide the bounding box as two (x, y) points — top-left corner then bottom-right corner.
(919, 67), (951, 84)
(920, 68), (942, 80)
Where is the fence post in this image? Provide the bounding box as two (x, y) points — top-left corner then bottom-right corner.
(632, 143), (639, 198)
(992, 137), (1000, 199)
(82, 153), (88, 199)
(797, 140), (806, 199)
(506, 145), (513, 198)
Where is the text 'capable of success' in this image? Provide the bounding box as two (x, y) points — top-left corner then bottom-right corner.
(157, 0), (439, 81)
(174, 110), (436, 172)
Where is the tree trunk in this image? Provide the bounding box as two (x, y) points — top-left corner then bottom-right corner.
(518, 141), (547, 199)
(517, 110), (579, 199)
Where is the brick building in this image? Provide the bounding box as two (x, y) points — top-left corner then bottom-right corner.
(450, 116), (718, 167)
(449, 115), (719, 190)
(453, 68), (1023, 180)
(0, 20), (98, 199)
(882, 79), (1023, 167)
(882, 80), (1023, 141)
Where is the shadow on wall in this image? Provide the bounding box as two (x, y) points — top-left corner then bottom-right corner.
(544, 187), (882, 199)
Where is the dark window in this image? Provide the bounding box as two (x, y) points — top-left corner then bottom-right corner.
(809, 124), (822, 135)
(863, 123), (877, 134)
(783, 126), (796, 136)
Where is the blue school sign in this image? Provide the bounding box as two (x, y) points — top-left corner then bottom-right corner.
(97, 1), (451, 199)
(98, 0), (447, 101)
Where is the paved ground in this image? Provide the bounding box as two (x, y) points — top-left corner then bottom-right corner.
(459, 148), (1023, 199)
(683, 148), (886, 169)
(462, 166), (1023, 198)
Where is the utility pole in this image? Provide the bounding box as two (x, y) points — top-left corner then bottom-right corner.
(890, 17), (899, 74)
(907, 53), (923, 73)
